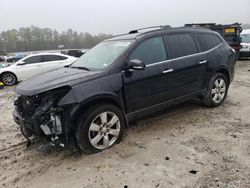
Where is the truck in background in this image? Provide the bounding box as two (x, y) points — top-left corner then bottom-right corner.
(185, 23), (242, 59)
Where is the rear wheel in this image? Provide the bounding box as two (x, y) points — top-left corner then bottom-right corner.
(1, 72), (17, 86)
(75, 104), (125, 154)
(203, 73), (229, 107)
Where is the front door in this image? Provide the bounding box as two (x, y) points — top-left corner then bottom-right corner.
(123, 36), (175, 113)
(15, 55), (43, 80)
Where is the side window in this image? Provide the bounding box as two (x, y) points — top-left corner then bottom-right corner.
(129, 36), (167, 65)
(194, 33), (222, 52)
(42, 55), (67, 62)
(23, 56), (42, 64)
(55, 55), (67, 60)
(166, 34), (198, 59)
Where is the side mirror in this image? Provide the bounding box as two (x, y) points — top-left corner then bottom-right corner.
(126, 59), (145, 71)
(17, 61), (26, 66)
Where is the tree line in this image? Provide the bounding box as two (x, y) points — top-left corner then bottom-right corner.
(0, 26), (113, 55)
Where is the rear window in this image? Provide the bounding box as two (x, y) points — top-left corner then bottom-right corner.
(194, 33), (222, 52)
(42, 55), (67, 62)
(165, 34), (198, 59)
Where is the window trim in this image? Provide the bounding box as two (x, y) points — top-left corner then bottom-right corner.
(146, 42), (222, 67)
(123, 32), (222, 69)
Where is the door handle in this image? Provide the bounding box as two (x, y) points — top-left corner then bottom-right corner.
(199, 60), (207, 64)
(162, 69), (174, 74)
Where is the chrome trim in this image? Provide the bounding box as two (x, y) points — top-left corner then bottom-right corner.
(146, 59), (171, 67)
(199, 60), (207, 64)
(162, 69), (174, 74)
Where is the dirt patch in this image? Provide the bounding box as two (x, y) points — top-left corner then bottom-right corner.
(0, 61), (250, 188)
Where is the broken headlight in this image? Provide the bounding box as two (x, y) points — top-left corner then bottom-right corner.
(35, 86), (71, 137)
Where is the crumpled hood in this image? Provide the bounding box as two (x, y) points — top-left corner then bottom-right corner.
(15, 67), (100, 96)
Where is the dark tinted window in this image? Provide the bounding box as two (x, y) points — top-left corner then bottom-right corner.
(194, 33), (222, 52)
(42, 55), (67, 62)
(166, 34), (198, 59)
(129, 36), (167, 65)
(68, 50), (84, 57)
(23, 56), (42, 64)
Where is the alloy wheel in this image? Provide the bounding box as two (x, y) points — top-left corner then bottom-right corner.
(88, 111), (121, 150)
(2, 73), (16, 86)
(211, 78), (226, 103)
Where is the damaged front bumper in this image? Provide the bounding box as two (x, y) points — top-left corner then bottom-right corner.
(13, 94), (69, 147)
(13, 109), (35, 139)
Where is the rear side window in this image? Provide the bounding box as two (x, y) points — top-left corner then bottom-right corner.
(165, 34), (198, 59)
(194, 33), (222, 52)
(42, 55), (67, 62)
(129, 36), (167, 65)
(23, 56), (42, 64)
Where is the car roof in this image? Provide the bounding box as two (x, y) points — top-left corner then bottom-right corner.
(24, 52), (71, 58)
(105, 26), (214, 41)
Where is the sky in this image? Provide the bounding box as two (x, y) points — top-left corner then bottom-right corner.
(1, 0), (250, 35)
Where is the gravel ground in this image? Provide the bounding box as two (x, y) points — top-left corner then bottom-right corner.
(0, 61), (250, 188)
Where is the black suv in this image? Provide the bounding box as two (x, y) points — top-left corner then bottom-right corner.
(13, 26), (236, 153)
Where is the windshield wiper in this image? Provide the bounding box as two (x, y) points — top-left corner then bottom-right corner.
(71, 66), (90, 71)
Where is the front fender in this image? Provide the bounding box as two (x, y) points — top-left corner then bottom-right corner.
(58, 73), (124, 107)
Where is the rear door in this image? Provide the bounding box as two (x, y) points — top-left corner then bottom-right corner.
(192, 33), (224, 85)
(123, 35), (175, 113)
(165, 33), (207, 98)
(40, 55), (69, 72)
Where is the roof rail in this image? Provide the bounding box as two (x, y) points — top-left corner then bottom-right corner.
(185, 23), (216, 27)
(110, 25), (171, 39)
(129, 25), (171, 34)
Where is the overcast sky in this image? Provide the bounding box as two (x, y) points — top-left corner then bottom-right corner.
(1, 0), (250, 34)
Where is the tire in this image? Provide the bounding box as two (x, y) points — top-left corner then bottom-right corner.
(202, 73), (229, 107)
(75, 104), (125, 154)
(1, 72), (17, 86)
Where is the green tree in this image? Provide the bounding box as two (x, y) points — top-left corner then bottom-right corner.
(0, 26), (112, 53)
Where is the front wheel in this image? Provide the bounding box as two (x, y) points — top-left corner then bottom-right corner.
(1, 72), (17, 86)
(75, 104), (125, 154)
(202, 73), (229, 107)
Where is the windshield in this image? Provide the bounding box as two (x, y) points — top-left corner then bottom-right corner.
(241, 34), (250, 43)
(71, 40), (134, 70)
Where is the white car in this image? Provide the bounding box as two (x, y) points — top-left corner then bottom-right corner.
(0, 53), (77, 86)
(240, 29), (250, 59)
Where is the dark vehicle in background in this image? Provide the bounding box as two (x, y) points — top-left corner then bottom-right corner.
(0, 56), (6, 62)
(13, 26), (236, 153)
(63, 49), (87, 58)
(185, 23), (242, 59)
(6, 56), (20, 63)
(6, 53), (26, 63)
